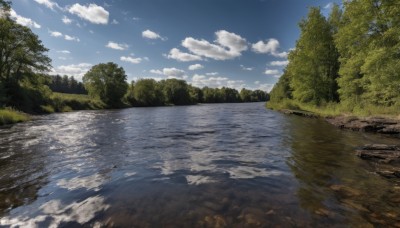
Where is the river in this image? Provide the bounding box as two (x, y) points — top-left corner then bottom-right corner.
(0, 102), (399, 227)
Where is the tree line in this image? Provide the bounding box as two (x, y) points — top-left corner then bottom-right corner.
(83, 62), (269, 107)
(46, 75), (87, 94)
(0, 1), (268, 113)
(269, 1), (400, 112)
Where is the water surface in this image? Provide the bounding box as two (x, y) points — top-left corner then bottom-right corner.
(0, 103), (399, 227)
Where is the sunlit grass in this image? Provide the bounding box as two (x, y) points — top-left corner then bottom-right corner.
(0, 108), (30, 125)
(267, 99), (400, 118)
(50, 92), (106, 112)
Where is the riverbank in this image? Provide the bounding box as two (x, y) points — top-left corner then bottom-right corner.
(0, 109), (30, 125)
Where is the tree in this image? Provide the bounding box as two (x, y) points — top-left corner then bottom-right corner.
(83, 62), (128, 107)
(335, 0), (400, 106)
(240, 88), (252, 102)
(161, 79), (191, 105)
(288, 7), (339, 105)
(0, 1), (52, 110)
(269, 71), (292, 103)
(133, 79), (163, 106)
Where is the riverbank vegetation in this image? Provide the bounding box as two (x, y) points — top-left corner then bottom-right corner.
(268, 1), (400, 117)
(0, 1), (268, 125)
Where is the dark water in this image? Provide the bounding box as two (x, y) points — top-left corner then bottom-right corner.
(0, 103), (399, 227)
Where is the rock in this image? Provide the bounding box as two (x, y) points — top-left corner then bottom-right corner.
(356, 144), (400, 164)
(325, 116), (400, 134)
(330, 184), (362, 197)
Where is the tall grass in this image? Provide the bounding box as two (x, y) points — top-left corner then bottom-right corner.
(267, 99), (400, 118)
(0, 108), (30, 125)
(48, 92), (106, 112)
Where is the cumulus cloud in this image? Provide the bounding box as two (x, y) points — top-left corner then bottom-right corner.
(181, 30), (248, 60)
(252, 38), (288, 58)
(111, 19), (119, 25)
(50, 63), (92, 80)
(120, 56), (142, 64)
(188, 64), (204, 71)
(62, 16), (73, 25)
(142, 29), (166, 40)
(68, 3), (109, 25)
(166, 48), (202, 62)
(150, 68), (187, 79)
(57, 50), (71, 54)
(106, 41), (129, 50)
(10, 9), (41, 28)
(191, 74), (246, 90)
(33, 0), (60, 10)
(270, 60), (289, 66)
(206, 72), (218, 76)
(264, 69), (280, 75)
(240, 65), (254, 71)
(49, 30), (63, 37)
(64, 35), (80, 42)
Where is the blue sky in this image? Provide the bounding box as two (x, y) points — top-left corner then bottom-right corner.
(10, 0), (340, 91)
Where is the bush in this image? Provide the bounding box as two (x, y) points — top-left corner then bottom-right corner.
(0, 108), (30, 125)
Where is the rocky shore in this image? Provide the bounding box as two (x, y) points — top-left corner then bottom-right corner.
(326, 116), (400, 134)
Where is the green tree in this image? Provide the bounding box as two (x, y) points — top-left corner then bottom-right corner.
(335, 0), (400, 107)
(269, 71), (292, 103)
(161, 79), (191, 105)
(240, 88), (252, 102)
(188, 85), (203, 103)
(83, 62), (128, 107)
(0, 2), (52, 110)
(288, 7), (339, 105)
(133, 79), (163, 106)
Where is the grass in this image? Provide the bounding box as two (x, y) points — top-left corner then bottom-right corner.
(50, 92), (106, 112)
(0, 108), (30, 125)
(267, 99), (400, 119)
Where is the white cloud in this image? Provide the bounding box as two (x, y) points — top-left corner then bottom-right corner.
(68, 3), (109, 25)
(264, 69), (280, 75)
(270, 60), (289, 66)
(324, 3), (333, 9)
(10, 9), (41, 29)
(62, 16), (73, 25)
(166, 48), (202, 62)
(191, 74), (246, 90)
(206, 72), (218, 76)
(188, 64), (204, 71)
(142, 29), (166, 40)
(49, 30), (63, 37)
(120, 56), (142, 64)
(106, 41), (129, 50)
(240, 65), (253, 71)
(50, 63), (92, 80)
(182, 30), (248, 60)
(111, 19), (119, 24)
(57, 50), (71, 54)
(252, 38), (287, 58)
(33, 0), (60, 10)
(64, 35), (80, 42)
(150, 68), (187, 79)
(150, 69), (163, 75)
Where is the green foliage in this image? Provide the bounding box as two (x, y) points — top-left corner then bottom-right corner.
(269, 71), (292, 103)
(0, 108), (29, 125)
(288, 7), (339, 105)
(83, 62), (128, 108)
(132, 79), (164, 106)
(335, 0), (400, 107)
(47, 75), (87, 94)
(160, 79), (191, 105)
(50, 92), (105, 111)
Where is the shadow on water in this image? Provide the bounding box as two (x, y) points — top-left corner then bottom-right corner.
(285, 115), (400, 226)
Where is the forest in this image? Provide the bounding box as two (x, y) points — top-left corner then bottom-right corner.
(268, 1), (400, 116)
(0, 0), (268, 125)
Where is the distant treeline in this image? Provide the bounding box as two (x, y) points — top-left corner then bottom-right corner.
(268, 1), (400, 115)
(124, 78), (269, 107)
(46, 75), (87, 94)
